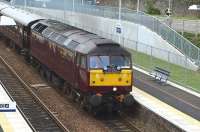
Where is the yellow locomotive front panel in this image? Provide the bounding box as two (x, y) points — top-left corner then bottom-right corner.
(89, 55), (132, 87)
(90, 69), (132, 86)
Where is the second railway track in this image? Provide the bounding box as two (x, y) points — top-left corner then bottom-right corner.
(0, 56), (69, 132)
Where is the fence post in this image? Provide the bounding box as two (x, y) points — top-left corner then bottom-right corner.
(150, 46), (153, 69)
(168, 51), (170, 71)
(122, 37), (125, 47)
(153, 18), (155, 32)
(182, 20), (184, 36)
(198, 49), (200, 66)
(184, 56), (187, 85)
(196, 20), (198, 39)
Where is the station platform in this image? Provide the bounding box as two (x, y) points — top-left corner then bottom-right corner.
(132, 86), (200, 132)
(133, 66), (200, 121)
(0, 83), (32, 132)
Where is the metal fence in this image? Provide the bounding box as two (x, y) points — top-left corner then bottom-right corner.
(162, 18), (200, 34)
(7, 0), (200, 66)
(71, 3), (200, 66)
(63, 2), (200, 67)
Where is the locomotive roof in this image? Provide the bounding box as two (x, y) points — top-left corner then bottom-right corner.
(0, 6), (44, 26)
(32, 19), (124, 54)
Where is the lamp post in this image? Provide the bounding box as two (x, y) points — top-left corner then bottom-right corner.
(24, 0), (27, 8)
(168, 0), (172, 27)
(137, 0), (140, 13)
(118, 0), (122, 44)
(119, 0), (121, 21)
(73, 0), (75, 12)
(169, 0), (171, 11)
(64, 0), (66, 20)
(11, 0), (15, 6)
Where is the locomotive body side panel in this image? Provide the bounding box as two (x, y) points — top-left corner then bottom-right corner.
(30, 32), (86, 90)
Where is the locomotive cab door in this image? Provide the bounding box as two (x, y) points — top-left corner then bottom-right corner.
(75, 53), (87, 91)
(74, 53), (81, 89)
(22, 26), (30, 50)
(22, 26), (32, 62)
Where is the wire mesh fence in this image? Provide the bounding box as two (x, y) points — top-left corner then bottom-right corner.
(70, 2), (200, 66)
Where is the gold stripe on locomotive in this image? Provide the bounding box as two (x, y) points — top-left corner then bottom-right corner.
(90, 70), (132, 86)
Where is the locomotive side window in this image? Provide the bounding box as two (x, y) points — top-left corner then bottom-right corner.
(76, 54), (81, 66)
(80, 56), (86, 68)
(76, 54), (86, 68)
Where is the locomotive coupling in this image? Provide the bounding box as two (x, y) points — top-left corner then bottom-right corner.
(123, 94), (134, 106)
(89, 94), (102, 107)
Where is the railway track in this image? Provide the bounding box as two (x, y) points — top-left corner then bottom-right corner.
(0, 56), (69, 132)
(99, 112), (141, 132)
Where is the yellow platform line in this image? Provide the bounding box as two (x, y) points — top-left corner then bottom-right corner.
(0, 113), (13, 132)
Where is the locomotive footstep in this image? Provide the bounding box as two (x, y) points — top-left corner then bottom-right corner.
(30, 83), (48, 88)
(30, 83), (52, 91)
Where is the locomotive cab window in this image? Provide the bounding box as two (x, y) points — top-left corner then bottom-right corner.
(89, 55), (131, 69)
(89, 56), (109, 69)
(110, 56), (131, 68)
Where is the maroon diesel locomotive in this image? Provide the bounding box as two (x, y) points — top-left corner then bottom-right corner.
(0, 5), (134, 112)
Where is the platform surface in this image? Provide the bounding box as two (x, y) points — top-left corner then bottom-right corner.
(132, 86), (200, 132)
(133, 66), (200, 121)
(0, 84), (33, 132)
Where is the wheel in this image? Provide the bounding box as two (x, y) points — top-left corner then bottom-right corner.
(39, 67), (45, 79)
(80, 95), (87, 109)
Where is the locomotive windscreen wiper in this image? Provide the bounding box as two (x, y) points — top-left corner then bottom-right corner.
(97, 56), (105, 68)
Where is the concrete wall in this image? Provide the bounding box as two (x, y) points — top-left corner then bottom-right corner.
(28, 7), (198, 70)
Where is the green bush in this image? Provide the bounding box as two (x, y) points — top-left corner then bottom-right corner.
(181, 32), (200, 48)
(145, 0), (161, 15)
(147, 6), (161, 15)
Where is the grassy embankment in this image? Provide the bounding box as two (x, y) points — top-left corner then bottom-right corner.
(128, 49), (200, 92)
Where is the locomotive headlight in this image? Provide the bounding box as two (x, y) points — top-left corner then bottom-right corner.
(113, 87), (117, 92)
(103, 66), (108, 71)
(117, 66), (121, 70)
